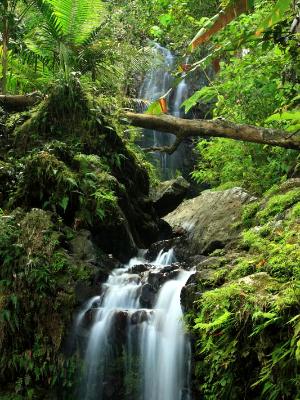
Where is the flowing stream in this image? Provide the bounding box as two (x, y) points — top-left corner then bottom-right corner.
(138, 44), (189, 180)
(77, 249), (192, 400)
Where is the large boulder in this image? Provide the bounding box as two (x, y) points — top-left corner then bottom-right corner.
(150, 176), (190, 217)
(164, 187), (256, 256)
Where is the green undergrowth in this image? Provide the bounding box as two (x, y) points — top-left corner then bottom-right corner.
(0, 81), (158, 398)
(188, 183), (300, 399)
(189, 278), (300, 400)
(192, 139), (299, 195)
(10, 149), (118, 228)
(0, 209), (93, 399)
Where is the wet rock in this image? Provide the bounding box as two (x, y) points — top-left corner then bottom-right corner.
(114, 310), (128, 332)
(75, 280), (101, 304)
(70, 229), (96, 263)
(93, 206), (138, 263)
(167, 269), (181, 280)
(140, 283), (156, 308)
(148, 271), (164, 290)
(195, 256), (224, 271)
(161, 263), (182, 273)
(81, 308), (100, 329)
(131, 309), (151, 324)
(145, 239), (174, 261)
(150, 176), (190, 217)
(164, 187), (257, 256)
(128, 263), (152, 274)
(181, 282), (199, 312)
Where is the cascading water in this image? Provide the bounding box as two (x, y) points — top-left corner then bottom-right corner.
(140, 270), (192, 400)
(77, 249), (192, 400)
(138, 44), (190, 180)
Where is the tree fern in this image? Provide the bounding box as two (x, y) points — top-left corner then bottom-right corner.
(24, 0), (105, 76)
(48, 0), (104, 45)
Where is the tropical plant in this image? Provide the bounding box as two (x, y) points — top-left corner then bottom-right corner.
(25, 0), (105, 80)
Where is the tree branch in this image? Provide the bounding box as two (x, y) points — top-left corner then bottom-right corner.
(124, 111), (300, 152)
(0, 94), (42, 111)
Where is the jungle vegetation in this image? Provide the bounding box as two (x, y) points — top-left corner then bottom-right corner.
(0, 0), (300, 399)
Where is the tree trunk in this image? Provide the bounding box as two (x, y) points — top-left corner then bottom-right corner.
(124, 112), (300, 152)
(0, 94), (41, 110)
(1, 0), (9, 95)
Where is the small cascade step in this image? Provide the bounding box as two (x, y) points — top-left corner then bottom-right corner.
(75, 248), (193, 400)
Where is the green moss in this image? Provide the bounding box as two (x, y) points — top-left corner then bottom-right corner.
(257, 188), (300, 224)
(0, 209), (94, 398)
(242, 200), (260, 228)
(0, 160), (14, 206)
(188, 183), (300, 399)
(12, 151), (77, 213)
(290, 202), (300, 221)
(74, 153), (118, 225)
(189, 277), (300, 400)
(227, 257), (257, 280)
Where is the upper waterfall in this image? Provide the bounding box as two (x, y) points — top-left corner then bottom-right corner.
(138, 43), (190, 180)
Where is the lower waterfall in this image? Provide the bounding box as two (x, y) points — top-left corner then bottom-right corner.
(77, 250), (192, 400)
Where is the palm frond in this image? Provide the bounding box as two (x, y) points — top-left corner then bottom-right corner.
(30, 0), (63, 41)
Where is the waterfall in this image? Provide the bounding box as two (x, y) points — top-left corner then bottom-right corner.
(77, 250), (192, 400)
(140, 270), (192, 400)
(138, 44), (190, 180)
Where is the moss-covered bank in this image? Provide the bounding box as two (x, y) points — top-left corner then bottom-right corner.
(185, 181), (300, 400)
(0, 82), (162, 399)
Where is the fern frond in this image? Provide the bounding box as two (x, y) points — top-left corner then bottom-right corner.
(49, 0), (105, 45)
(30, 0), (63, 40)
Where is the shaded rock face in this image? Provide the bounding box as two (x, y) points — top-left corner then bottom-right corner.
(150, 176), (190, 217)
(70, 229), (121, 303)
(95, 124), (162, 256)
(70, 229), (97, 263)
(164, 187), (257, 256)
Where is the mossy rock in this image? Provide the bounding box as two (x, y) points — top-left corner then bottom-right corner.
(243, 179), (300, 227)
(0, 208), (108, 398)
(188, 273), (299, 400)
(0, 160), (14, 206)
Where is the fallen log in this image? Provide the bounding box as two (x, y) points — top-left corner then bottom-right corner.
(124, 111), (300, 152)
(0, 93), (42, 111)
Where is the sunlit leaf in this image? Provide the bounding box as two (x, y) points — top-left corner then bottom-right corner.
(266, 110), (300, 122)
(181, 86), (218, 113)
(256, 0), (292, 36)
(145, 100), (163, 115)
(159, 13), (172, 27)
(189, 0), (251, 51)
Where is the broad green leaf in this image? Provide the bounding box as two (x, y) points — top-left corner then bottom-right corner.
(48, 0), (105, 45)
(59, 196), (69, 212)
(286, 124), (300, 133)
(266, 110), (300, 122)
(145, 100), (163, 115)
(181, 86), (217, 113)
(159, 14), (172, 27)
(256, 0), (292, 36)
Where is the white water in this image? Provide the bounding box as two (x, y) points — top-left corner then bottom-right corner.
(140, 270), (192, 400)
(138, 44), (189, 179)
(78, 249), (192, 400)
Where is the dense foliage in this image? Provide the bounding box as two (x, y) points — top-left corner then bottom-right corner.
(186, 183), (300, 399)
(1, 0), (300, 399)
(187, 0), (300, 193)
